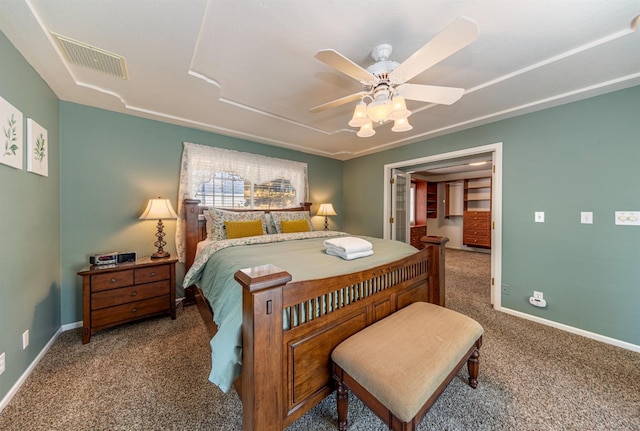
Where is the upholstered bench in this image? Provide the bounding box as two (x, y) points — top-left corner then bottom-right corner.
(331, 302), (484, 431)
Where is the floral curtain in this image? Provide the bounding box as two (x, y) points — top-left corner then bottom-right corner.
(175, 142), (308, 262)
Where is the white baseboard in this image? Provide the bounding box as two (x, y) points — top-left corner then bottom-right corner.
(0, 326), (64, 413)
(61, 321), (82, 331)
(498, 306), (640, 353)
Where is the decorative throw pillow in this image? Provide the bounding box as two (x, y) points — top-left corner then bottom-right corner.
(204, 208), (266, 240)
(224, 220), (265, 239)
(280, 219), (311, 233)
(270, 211), (314, 234)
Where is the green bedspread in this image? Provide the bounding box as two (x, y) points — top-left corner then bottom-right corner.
(183, 231), (417, 393)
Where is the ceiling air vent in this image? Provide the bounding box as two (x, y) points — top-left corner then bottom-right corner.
(52, 33), (128, 79)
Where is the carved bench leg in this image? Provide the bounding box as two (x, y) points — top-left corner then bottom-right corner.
(467, 346), (480, 389)
(336, 379), (349, 431)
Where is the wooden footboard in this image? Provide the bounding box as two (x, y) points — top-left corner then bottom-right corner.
(234, 239), (447, 431)
(182, 199), (448, 431)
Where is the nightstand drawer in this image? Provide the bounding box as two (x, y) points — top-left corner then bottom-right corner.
(135, 265), (170, 284)
(92, 296), (169, 329)
(91, 270), (134, 292)
(91, 281), (170, 310)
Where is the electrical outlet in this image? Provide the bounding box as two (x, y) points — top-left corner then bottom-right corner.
(615, 211), (640, 226)
(0, 352), (5, 375)
(22, 330), (29, 350)
(533, 291), (544, 300)
(534, 212), (545, 223)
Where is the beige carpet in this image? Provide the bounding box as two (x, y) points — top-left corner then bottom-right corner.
(1, 249), (639, 430)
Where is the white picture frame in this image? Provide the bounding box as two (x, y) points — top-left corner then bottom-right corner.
(0, 96), (23, 170)
(27, 118), (48, 177)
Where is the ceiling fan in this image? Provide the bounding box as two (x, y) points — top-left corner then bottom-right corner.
(310, 17), (479, 137)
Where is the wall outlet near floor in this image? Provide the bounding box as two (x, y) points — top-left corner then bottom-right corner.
(529, 291), (547, 308)
(0, 352), (5, 375)
(22, 330), (29, 350)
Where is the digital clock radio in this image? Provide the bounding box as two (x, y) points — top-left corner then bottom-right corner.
(90, 251), (138, 265)
(89, 252), (118, 265)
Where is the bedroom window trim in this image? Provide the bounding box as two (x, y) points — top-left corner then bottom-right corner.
(175, 142), (309, 262)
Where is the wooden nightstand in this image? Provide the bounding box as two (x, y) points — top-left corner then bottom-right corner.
(77, 256), (177, 344)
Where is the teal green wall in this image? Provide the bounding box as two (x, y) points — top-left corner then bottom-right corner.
(60, 103), (343, 325)
(0, 32), (61, 400)
(344, 86), (640, 345)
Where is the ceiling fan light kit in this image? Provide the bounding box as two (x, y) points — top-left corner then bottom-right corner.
(311, 17), (479, 138)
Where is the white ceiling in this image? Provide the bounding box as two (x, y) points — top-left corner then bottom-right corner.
(1, 1), (638, 161)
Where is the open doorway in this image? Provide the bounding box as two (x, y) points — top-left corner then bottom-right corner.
(383, 143), (502, 308)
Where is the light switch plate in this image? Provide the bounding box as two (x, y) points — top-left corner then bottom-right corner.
(615, 211), (640, 226)
(534, 212), (545, 223)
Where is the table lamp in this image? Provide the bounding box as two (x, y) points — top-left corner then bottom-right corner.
(317, 203), (337, 231)
(139, 197), (178, 259)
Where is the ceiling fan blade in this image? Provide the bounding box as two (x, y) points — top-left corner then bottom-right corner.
(398, 83), (465, 105)
(390, 17), (479, 83)
(315, 49), (378, 84)
(309, 91), (368, 113)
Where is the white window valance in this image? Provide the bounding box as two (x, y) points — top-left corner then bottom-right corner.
(175, 142), (308, 262)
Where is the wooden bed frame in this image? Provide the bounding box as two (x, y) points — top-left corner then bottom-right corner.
(182, 199), (448, 431)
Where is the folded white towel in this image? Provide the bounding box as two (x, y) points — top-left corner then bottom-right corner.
(325, 248), (374, 260)
(323, 236), (373, 254)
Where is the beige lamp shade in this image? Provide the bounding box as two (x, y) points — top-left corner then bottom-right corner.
(317, 203), (337, 217)
(139, 198), (178, 220)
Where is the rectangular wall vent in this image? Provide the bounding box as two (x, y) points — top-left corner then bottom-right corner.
(52, 33), (128, 79)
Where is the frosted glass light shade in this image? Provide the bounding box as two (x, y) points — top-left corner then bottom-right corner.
(367, 98), (392, 123)
(356, 121), (375, 137)
(387, 94), (411, 121)
(348, 101), (369, 127)
(391, 117), (413, 132)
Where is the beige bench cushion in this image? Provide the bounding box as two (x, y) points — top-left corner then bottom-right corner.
(332, 301), (484, 422)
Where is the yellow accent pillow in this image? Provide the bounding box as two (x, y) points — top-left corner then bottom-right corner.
(224, 220), (264, 239)
(280, 219), (311, 233)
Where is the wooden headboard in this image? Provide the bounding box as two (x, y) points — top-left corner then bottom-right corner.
(183, 199), (312, 269)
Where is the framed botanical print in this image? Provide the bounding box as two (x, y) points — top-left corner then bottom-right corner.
(27, 118), (48, 177)
(0, 95), (23, 170)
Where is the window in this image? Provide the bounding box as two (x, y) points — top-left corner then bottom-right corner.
(175, 142), (308, 261)
(195, 174), (298, 209)
(195, 172), (246, 208)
